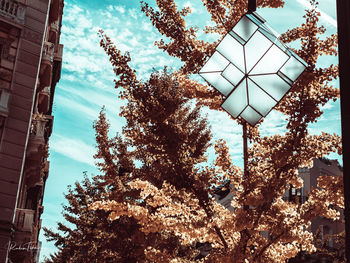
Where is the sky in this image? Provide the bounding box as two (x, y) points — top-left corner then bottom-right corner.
(38, 0), (340, 261)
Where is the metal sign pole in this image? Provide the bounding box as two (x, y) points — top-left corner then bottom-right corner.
(248, 0), (256, 13)
(243, 121), (250, 211)
(243, 121), (249, 179)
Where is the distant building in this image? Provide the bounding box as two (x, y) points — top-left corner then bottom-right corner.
(214, 179), (234, 212)
(205, 158), (344, 262)
(291, 158), (344, 243)
(288, 158), (345, 262)
(0, 1), (63, 262)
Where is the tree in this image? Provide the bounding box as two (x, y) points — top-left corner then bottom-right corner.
(43, 175), (123, 263)
(44, 72), (208, 262)
(92, 0), (343, 262)
(43, 172), (155, 263)
(46, 0), (344, 262)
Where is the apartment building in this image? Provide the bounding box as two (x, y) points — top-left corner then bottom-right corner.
(210, 158), (344, 262)
(289, 158), (345, 262)
(292, 158), (344, 236)
(0, 0), (63, 262)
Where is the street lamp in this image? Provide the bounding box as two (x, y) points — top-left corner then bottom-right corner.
(198, 0), (308, 210)
(199, 12), (307, 126)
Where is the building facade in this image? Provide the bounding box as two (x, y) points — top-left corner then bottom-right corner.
(290, 158), (344, 240)
(0, 0), (63, 262)
(211, 158), (344, 262)
(288, 158), (345, 262)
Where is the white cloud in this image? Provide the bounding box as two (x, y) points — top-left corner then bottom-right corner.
(141, 21), (153, 32)
(50, 135), (96, 166)
(63, 52), (102, 74)
(321, 101), (334, 110)
(128, 8), (138, 19)
(183, 1), (197, 14)
(63, 4), (93, 34)
(115, 6), (125, 14)
(296, 0), (337, 27)
(54, 94), (99, 121)
(107, 5), (114, 12)
(57, 84), (124, 121)
(259, 110), (288, 136)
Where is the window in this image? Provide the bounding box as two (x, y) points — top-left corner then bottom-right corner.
(0, 37), (15, 62)
(289, 185), (305, 203)
(0, 115), (5, 145)
(0, 90), (9, 149)
(0, 89), (10, 116)
(25, 186), (42, 210)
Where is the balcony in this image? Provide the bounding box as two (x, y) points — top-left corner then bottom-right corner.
(0, 0), (26, 25)
(15, 208), (35, 232)
(24, 163), (45, 186)
(49, 0), (63, 22)
(42, 41), (55, 64)
(49, 19), (60, 43)
(30, 115), (48, 141)
(54, 43), (63, 62)
(50, 20), (59, 33)
(36, 86), (50, 114)
(26, 114), (52, 158)
(39, 42), (55, 87)
(42, 160), (49, 173)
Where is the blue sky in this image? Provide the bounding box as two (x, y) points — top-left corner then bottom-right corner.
(39, 0), (340, 261)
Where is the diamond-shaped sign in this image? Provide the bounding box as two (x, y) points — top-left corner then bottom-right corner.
(199, 12), (307, 126)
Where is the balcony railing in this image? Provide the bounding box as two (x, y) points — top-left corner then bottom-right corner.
(26, 115), (52, 158)
(15, 208), (35, 232)
(30, 116), (48, 141)
(36, 87), (50, 114)
(0, 0), (26, 25)
(54, 43), (63, 61)
(43, 160), (49, 173)
(42, 42), (55, 63)
(50, 20), (59, 32)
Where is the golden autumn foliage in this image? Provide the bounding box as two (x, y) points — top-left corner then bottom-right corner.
(94, 0), (343, 262)
(46, 0), (344, 262)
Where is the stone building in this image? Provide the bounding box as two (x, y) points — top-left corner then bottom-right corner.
(208, 158), (344, 261)
(0, 0), (63, 262)
(288, 158), (345, 262)
(289, 158), (344, 241)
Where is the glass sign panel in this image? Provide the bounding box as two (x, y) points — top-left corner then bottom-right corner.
(199, 12), (307, 126)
